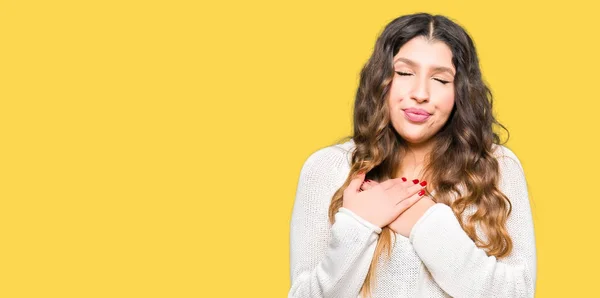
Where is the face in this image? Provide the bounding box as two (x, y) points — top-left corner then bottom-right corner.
(387, 36), (456, 146)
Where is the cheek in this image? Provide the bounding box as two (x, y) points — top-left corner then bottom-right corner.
(389, 79), (410, 100)
(436, 90), (455, 114)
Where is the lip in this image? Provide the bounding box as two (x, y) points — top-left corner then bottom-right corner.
(403, 108), (431, 116)
(403, 108), (431, 123)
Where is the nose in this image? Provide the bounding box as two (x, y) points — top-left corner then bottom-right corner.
(410, 78), (429, 103)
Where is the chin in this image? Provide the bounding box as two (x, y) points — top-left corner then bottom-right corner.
(399, 133), (432, 145)
(399, 135), (422, 144)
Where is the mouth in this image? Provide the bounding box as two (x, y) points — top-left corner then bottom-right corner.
(403, 110), (431, 123)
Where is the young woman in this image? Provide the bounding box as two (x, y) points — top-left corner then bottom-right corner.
(288, 13), (537, 298)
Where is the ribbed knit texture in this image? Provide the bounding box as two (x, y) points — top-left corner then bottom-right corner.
(288, 139), (537, 298)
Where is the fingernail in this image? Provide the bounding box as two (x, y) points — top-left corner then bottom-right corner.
(412, 179), (420, 184)
(420, 181), (427, 186)
(418, 189), (425, 196)
(401, 177), (407, 182)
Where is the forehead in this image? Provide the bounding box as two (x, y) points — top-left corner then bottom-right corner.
(393, 36), (454, 70)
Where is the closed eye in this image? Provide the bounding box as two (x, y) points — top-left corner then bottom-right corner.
(434, 78), (450, 85)
(396, 71), (451, 85)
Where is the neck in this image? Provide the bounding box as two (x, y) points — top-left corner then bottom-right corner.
(395, 139), (435, 180)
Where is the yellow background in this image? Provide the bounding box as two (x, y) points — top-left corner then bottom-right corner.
(1, 1), (598, 297)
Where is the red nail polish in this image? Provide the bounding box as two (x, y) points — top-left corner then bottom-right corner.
(418, 189), (425, 196)
(412, 179), (420, 184)
(420, 181), (427, 186)
(401, 177), (407, 182)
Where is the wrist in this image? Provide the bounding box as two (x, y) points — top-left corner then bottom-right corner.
(338, 207), (383, 234)
(389, 197), (436, 237)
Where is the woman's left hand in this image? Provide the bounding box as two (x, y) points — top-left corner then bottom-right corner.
(361, 179), (436, 238)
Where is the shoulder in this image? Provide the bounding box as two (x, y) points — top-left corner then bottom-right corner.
(490, 144), (528, 191)
(491, 143), (525, 171)
(299, 139), (355, 180)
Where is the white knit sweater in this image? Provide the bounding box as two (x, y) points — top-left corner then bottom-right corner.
(288, 139), (537, 298)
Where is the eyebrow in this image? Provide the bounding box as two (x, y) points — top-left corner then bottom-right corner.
(394, 57), (455, 76)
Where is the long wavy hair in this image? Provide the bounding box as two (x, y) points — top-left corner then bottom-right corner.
(328, 13), (513, 297)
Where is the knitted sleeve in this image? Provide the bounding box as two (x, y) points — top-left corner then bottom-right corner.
(288, 146), (381, 298)
(409, 146), (537, 297)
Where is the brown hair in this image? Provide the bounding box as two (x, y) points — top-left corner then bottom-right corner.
(329, 13), (512, 297)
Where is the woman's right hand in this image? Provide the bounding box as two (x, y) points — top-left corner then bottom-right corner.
(342, 172), (427, 228)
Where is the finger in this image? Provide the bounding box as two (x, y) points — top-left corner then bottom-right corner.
(360, 180), (377, 191)
(394, 189), (427, 212)
(409, 180), (427, 193)
(379, 176), (408, 190)
(386, 184), (426, 207)
(345, 172), (366, 194)
(384, 178), (418, 196)
(366, 179), (380, 185)
(390, 178), (427, 194)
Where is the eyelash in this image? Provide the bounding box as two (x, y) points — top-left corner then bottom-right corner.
(395, 71), (450, 85)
